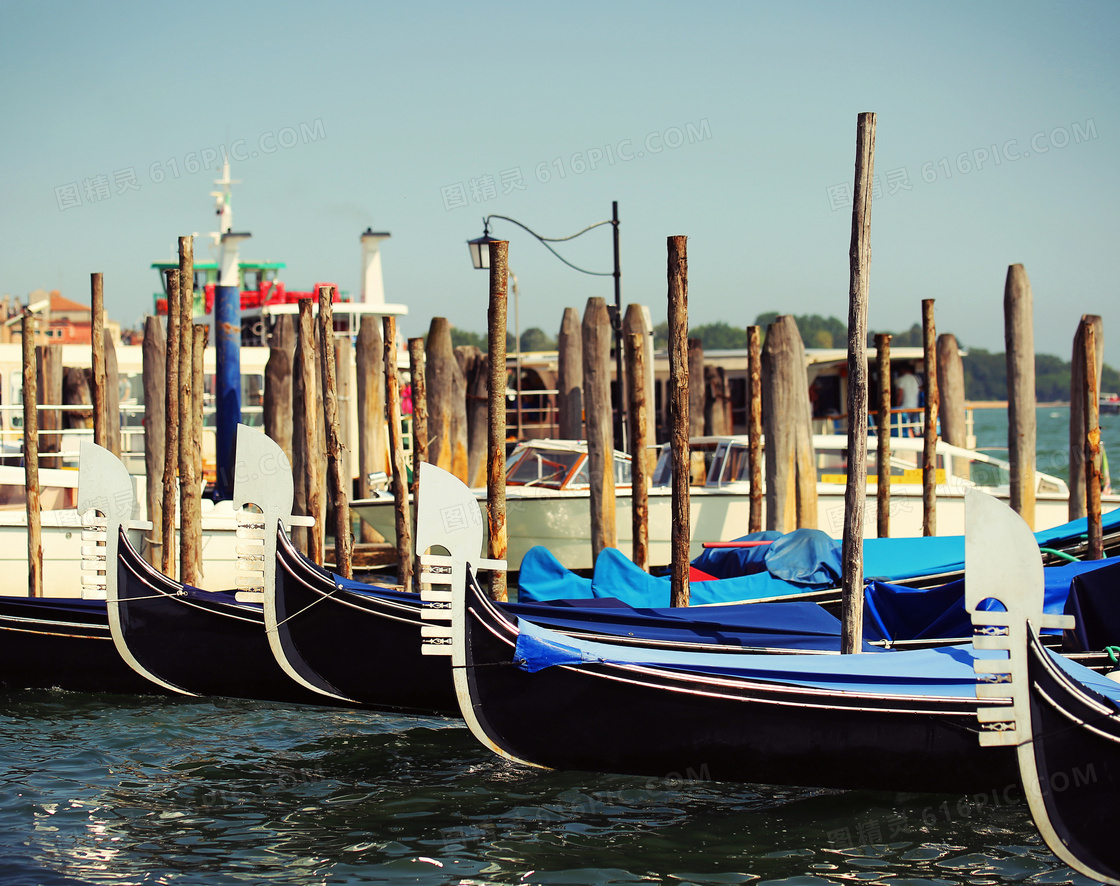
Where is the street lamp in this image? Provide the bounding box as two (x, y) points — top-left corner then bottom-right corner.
(466, 203), (624, 448)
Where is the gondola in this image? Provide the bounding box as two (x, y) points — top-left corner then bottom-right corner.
(971, 496), (1120, 885)
(418, 465), (1041, 795)
(79, 435), (328, 705)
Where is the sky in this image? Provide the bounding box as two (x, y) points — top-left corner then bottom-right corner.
(2, 0), (1118, 369)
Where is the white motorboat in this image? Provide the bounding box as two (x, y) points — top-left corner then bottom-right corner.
(352, 435), (1119, 571)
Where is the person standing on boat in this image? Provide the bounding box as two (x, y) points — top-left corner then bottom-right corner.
(893, 363), (921, 436)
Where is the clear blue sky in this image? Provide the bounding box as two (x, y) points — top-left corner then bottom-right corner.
(3, 1), (1117, 369)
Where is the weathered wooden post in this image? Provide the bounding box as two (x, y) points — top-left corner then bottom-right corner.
(747, 325), (763, 534)
(457, 345), (488, 488)
(91, 273), (107, 448)
(425, 317), (468, 483)
(191, 324), (207, 580)
(622, 304), (655, 446)
(703, 366), (731, 436)
(63, 367), (92, 431)
(294, 299), (324, 561)
(22, 312), (42, 598)
(875, 333), (892, 537)
(408, 336), (428, 588)
(762, 316), (817, 532)
(143, 316), (166, 568)
(1004, 263), (1036, 528)
(35, 345), (62, 470)
(1083, 319), (1104, 560)
(1069, 315), (1104, 521)
(921, 298), (939, 537)
(487, 241), (509, 601)
(264, 314), (295, 462)
(688, 338), (705, 438)
(583, 297), (617, 563)
(626, 330), (649, 571)
(335, 332), (353, 493)
(557, 307), (583, 440)
(178, 239), (198, 587)
(161, 269), (180, 578)
(356, 315), (387, 543)
(384, 316), (412, 590)
(667, 236), (690, 607)
(936, 333), (966, 452)
(104, 328), (121, 458)
(841, 111), (875, 655)
(319, 286), (352, 579)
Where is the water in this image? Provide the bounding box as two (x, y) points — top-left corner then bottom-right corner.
(0, 690), (1098, 885)
(2, 408), (1115, 885)
(971, 404), (1120, 486)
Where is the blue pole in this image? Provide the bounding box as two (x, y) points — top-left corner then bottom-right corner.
(214, 284), (240, 500)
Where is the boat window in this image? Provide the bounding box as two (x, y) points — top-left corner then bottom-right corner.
(969, 458), (1011, 488)
(650, 442), (720, 487)
(506, 448), (582, 489)
(613, 453), (632, 485)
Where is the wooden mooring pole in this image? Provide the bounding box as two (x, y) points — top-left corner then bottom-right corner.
(295, 300), (324, 562)
(583, 297), (616, 563)
(487, 240), (509, 601)
(22, 311), (42, 598)
(625, 330), (649, 571)
(143, 316), (166, 568)
(1004, 263), (1036, 529)
(557, 307), (583, 440)
(667, 235), (690, 607)
(921, 298), (939, 537)
(91, 273), (107, 448)
(747, 325), (762, 534)
(875, 333), (892, 537)
(1083, 319), (1104, 560)
(384, 316), (412, 590)
(840, 111), (876, 655)
(1069, 315), (1103, 521)
(162, 269), (180, 578)
(319, 287), (353, 579)
(408, 336), (428, 590)
(356, 316), (387, 543)
(178, 238), (198, 587)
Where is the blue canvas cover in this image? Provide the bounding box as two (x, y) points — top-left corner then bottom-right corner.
(1061, 559), (1120, 653)
(690, 531), (782, 578)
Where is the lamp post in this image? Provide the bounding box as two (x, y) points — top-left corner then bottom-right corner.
(467, 202), (624, 449)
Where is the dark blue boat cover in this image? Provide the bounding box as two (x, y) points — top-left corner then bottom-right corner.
(1062, 559), (1120, 653)
(863, 556), (1120, 643)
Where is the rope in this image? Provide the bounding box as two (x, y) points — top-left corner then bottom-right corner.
(270, 581), (341, 628)
(1039, 546), (1080, 563)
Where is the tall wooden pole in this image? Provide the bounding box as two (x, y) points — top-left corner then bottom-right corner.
(36, 345), (63, 470)
(1084, 320), (1104, 560)
(747, 325), (763, 534)
(161, 269), (180, 578)
(557, 307), (583, 440)
(921, 298), (939, 537)
(875, 333), (892, 537)
(191, 324), (207, 580)
(178, 238), (198, 587)
(667, 235), (690, 607)
(295, 300), (324, 562)
(91, 273), (107, 448)
(264, 314), (295, 463)
(487, 241), (509, 601)
(22, 312), (42, 598)
(356, 316), (386, 543)
(384, 316), (412, 590)
(1004, 263), (1036, 528)
(583, 297), (616, 563)
(936, 334), (967, 450)
(425, 317), (468, 482)
(143, 315), (166, 568)
(840, 111), (875, 655)
(1069, 315), (1103, 521)
(318, 287), (352, 578)
(625, 330), (649, 570)
(408, 336), (428, 590)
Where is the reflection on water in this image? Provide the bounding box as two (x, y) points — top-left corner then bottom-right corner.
(0, 690), (1094, 885)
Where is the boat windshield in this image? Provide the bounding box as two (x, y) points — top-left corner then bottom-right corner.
(506, 448), (584, 489)
(566, 452), (632, 489)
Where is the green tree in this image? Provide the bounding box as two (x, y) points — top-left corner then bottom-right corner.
(519, 327), (556, 351)
(689, 321), (747, 349)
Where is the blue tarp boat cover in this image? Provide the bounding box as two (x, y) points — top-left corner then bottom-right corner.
(512, 614), (1120, 707)
(1062, 559), (1120, 653)
(863, 556), (1120, 643)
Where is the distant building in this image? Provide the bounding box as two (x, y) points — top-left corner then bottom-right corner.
(2, 291), (121, 346)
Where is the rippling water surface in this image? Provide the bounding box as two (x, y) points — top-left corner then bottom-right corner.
(0, 690), (1096, 886)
